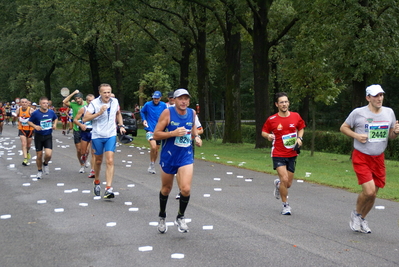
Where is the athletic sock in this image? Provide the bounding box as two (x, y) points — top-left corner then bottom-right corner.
(94, 180), (100, 185)
(177, 194), (190, 218)
(159, 192), (169, 218)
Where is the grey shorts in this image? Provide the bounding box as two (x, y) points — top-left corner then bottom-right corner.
(73, 130), (82, 144)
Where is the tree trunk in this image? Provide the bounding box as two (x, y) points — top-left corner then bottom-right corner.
(252, 0), (271, 148)
(44, 63), (56, 99)
(179, 40), (192, 89)
(352, 79), (367, 109)
(86, 39), (101, 97)
(223, 15), (242, 143)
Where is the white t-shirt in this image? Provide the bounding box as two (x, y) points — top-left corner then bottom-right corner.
(86, 97), (119, 139)
(345, 106), (395, 155)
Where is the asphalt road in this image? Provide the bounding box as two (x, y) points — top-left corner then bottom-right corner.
(0, 124), (398, 267)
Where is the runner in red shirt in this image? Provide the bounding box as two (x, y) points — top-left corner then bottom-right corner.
(58, 104), (69, 135)
(262, 92), (305, 215)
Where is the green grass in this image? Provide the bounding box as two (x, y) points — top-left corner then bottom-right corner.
(129, 131), (399, 202)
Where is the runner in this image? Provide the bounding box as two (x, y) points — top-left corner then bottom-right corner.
(10, 101), (18, 127)
(58, 103), (69, 135)
(63, 89), (87, 173)
(83, 84), (125, 199)
(262, 92), (305, 215)
(140, 91), (166, 174)
(153, 89), (202, 234)
(67, 105), (73, 134)
(0, 102), (5, 135)
(28, 97), (58, 179)
(16, 98), (34, 166)
(73, 94), (95, 178)
(5, 102), (11, 125)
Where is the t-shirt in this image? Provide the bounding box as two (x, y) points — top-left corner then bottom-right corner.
(29, 109), (58, 136)
(70, 101), (87, 131)
(86, 97), (119, 139)
(262, 112), (306, 158)
(140, 100), (167, 132)
(344, 106), (395, 156)
(59, 107), (68, 118)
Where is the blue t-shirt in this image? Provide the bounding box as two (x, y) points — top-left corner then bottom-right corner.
(160, 107), (194, 167)
(140, 100), (166, 132)
(29, 109), (58, 135)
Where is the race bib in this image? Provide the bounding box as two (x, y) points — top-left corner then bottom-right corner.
(368, 123), (389, 142)
(19, 117), (29, 126)
(40, 119), (52, 130)
(174, 131), (191, 147)
(282, 132), (297, 149)
(146, 131), (154, 141)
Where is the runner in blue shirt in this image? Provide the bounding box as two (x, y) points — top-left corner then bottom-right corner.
(28, 96), (58, 179)
(140, 91), (167, 174)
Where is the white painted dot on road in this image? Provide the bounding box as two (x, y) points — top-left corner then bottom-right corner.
(124, 202), (132, 206)
(213, 178), (221, 181)
(203, 225), (213, 230)
(149, 222), (158, 226)
(93, 196), (101, 200)
(54, 208), (64, 213)
(171, 253), (184, 259)
(214, 188), (222, 192)
(127, 154), (132, 157)
(245, 179), (252, 182)
(57, 183), (64, 187)
(139, 246), (153, 252)
(22, 183), (30, 187)
(129, 207), (139, 212)
(1, 214), (11, 219)
(297, 180), (304, 183)
(126, 165), (131, 167)
(203, 194), (210, 197)
(82, 190), (90, 194)
(226, 172), (233, 175)
(71, 188), (78, 192)
(237, 175), (243, 178)
(64, 190), (73, 193)
(55, 167), (61, 171)
(375, 206), (385, 210)
(37, 200), (47, 204)
(140, 152), (145, 154)
(127, 184), (135, 187)
(79, 203), (88, 207)
(106, 222), (116, 227)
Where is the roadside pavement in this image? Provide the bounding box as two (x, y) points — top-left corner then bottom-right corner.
(0, 124), (398, 267)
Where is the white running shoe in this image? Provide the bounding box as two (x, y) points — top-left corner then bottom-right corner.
(37, 171), (43, 179)
(349, 210), (362, 232)
(85, 161), (90, 168)
(158, 217), (167, 234)
(360, 218), (371, 233)
(148, 163), (156, 174)
(274, 179), (280, 199)
(175, 217), (189, 233)
(44, 165), (50, 175)
(79, 166), (85, 173)
(281, 203), (291, 215)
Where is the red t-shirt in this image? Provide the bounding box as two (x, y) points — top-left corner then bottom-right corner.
(58, 107), (68, 118)
(262, 112), (306, 157)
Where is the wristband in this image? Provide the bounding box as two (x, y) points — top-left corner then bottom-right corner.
(297, 137), (303, 141)
(119, 125), (125, 128)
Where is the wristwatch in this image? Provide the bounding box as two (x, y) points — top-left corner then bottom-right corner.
(119, 125), (125, 128)
(297, 137), (303, 141)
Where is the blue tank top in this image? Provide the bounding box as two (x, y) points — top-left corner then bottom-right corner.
(160, 107), (194, 166)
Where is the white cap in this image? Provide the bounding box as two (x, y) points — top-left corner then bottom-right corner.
(366, 84), (385, 96)
(32, 102), (37, 106)
(174, 88), (191, 98)
(11, 101), (15, 104)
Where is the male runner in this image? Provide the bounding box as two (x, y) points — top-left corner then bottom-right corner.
(0, 102), (5, 135)
(153, 88), (202, 234)
(140, 91), (166, 174)
(262, 92), (305, 215)
(58, 103), (69, 135)
(10, 101), (18, 127)
(83, 84), (125, 199)
(16, 98), (34, 166)
(28, 97), (58, 179)
(63, 89), (87, 173)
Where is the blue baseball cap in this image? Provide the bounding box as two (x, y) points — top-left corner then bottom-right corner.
(152, 91), (162, 98)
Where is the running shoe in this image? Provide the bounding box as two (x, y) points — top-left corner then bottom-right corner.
(104, 187), (115, 199)
(22, 158), (29, 166)
(67, 129), (70, 135)
(37, 171), (43, 179)
(88, 170), (95, 178)
(360, 218), (371, 233)
(274, 179), (280, 199)
(62, 130), (66, 135)
(158, 217), (168, 234)
(281, 203), (291, 215)
(27, 153), (31, 160)
(44, 165), (50, 175)
(148, 163), (156, 174)
(349, 210), (362, 232)
(79, 166), (85, 173)
(85, 160), (90, 168)
(93, 182), (101, 196)
(175, 192), (181, 200)
(175, 217), (189, 233)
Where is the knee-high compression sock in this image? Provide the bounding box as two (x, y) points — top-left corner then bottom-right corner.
(159, 191), (169, 218)
(177, 194), (190, 218)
